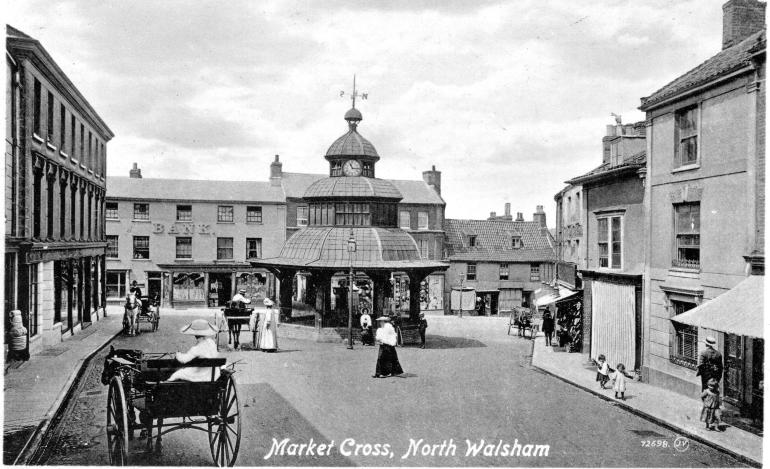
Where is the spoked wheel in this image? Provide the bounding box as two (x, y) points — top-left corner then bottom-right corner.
(208, 373), (241, 467)
(106, 376), (129, 465)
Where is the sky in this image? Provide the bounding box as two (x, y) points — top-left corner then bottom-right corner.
(7, 0), (726, 225)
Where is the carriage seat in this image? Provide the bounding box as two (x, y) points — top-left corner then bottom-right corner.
(140, 357), (226, 383)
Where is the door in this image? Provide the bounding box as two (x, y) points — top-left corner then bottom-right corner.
(723, 333), (744, 405)
(147, 272), (162, 305)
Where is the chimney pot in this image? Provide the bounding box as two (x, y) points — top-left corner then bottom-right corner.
(129, 163), (142, 179)
(270, 154), (283, 186)
(722, 0), (766, 49)
(422, 166), (442, 195)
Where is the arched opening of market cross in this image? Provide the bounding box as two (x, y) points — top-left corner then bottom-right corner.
(251, 103), (447, 338)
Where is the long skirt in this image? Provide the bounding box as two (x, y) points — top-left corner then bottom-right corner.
(258, 310), (278, 351)
(375, 344), (404, 376)
(361, 327), (374, 345)
(701, 406), (719, 424)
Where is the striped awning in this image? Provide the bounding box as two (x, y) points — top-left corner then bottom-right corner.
(536, 286), (579, 307)
(671, 275), (764, 339)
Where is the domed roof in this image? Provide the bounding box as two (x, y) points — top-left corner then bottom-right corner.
(344, 107), (362, 121)
(304, 176), (402, 200)
(325, 129), (379, 159)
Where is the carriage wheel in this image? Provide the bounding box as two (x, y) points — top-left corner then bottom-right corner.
(208, 374), (241, 467)
(106, 376), (129, 466)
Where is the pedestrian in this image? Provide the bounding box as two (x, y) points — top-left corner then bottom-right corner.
(258, 297), (278, 352)
(373, 316), (403, 378)
(360, 309), (374, 346)
(542, 311), (555, 346)
(613, 363), (628, 400)
(418, 312), (428, 348)
(697, 336), (724, 391)
(168, 319), (221, 382)
(701, 378), (722, 431)
(595, 354), (610, 389)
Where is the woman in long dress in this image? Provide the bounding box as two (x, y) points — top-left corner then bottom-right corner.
(259, 297), (278, 352)
(373, 317), (403, 378)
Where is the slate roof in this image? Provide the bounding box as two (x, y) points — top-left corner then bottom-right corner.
(107, 177), (285, 203)
(641, 30), (766, 110)
(444, 219), (556, 262)
(567, 151), (646, 185)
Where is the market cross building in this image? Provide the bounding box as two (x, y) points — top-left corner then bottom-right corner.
(251, 105), (448, 331)
(5, 26), (114, 357)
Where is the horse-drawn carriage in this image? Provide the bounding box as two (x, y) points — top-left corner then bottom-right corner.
(217, 301), (256, 350)
(123, 295), (160, 336)
(101, 347), (241, 466)
(507, 307), (536, 339)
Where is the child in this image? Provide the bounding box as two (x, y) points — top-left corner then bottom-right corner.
(595, 354), (610, 389)
(613, 363), (628, 400)
(700, 378), (721, 431)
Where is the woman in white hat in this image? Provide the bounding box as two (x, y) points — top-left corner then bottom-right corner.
(168, 319), (221, 382)
(373, 316), (403, 378)
(258, 297), (278, 352)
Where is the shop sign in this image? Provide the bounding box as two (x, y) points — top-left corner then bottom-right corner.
(152, 223), (212, 235)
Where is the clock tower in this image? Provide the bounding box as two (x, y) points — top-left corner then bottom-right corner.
(325, 107), (380, 178)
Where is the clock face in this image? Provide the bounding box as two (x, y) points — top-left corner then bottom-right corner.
(342, 159), (362, 176)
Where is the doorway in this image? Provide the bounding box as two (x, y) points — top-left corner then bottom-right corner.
(147, 272), (162, 305)
(209, 273), (232, 307)
(724, 333), (744, 406)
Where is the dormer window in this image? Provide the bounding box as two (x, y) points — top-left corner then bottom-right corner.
(512, 236), (522, 249)
(468, 235), (477, 247)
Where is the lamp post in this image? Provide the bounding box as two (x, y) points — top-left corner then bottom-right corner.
(347, 230), (357, 350)
(458, 272), (465, 318)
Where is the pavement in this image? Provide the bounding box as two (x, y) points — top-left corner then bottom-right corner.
(530, 335), (763, 466)
(2, 308), (762, 466)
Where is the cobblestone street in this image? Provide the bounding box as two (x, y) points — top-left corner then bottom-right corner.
(42, 314), (747, 466)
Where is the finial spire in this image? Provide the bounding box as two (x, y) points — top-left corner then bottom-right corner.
(340, 74), (368, 109)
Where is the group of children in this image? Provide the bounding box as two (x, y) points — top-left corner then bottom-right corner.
(595, 354), (723, 431)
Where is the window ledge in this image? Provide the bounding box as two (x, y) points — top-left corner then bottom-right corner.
(59, 150), (69, 159)
(88, 169), (94, 175)
(672, 164), (700, 174)
(132, 219), (151, 223)
(175, 258), (194, 262)
(70, 157), (79, 165)
(669, 267), (700, 278)
(46, 141), (57, 151)
(32, 133), (44, 143)
(80, 164), (87, 170)
(669, 356), (697, 370)
(246, 221), (263, 225)
(133, 258), (152, 262)
(106, 218), (120, 222)
(217, 221), (235, 224)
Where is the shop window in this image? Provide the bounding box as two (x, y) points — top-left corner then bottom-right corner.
(29, 265), (39, 336)
(133, 203), (149, 220)
(670, 300), (698, 368)
(106, 235), (119, 258)
(499, 263), (509, 280)
(218, 205), (234, 223)
(673, 203), (700, 269)
(133, 236), (150, 259)
(217, 237), (233, 260)
(399, 211), (411, 229)
(597, 215), (622, 269)
(530, 264), (540, 281)
(246, 206), (262, 223)
(177, 204), (192, 221)
(297, 206), (308, 226)
(466, 263), (477, 281)
(246, 238), (262, 259)
(106, 202), (118, 220)
(675, 105), (699, 167)
(417, 212), (429, 230)
(176, 237), (192, 259)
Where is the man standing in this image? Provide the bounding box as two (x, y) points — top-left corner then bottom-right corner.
(418, 312), (428, 349)
(697, 336), (724, 391)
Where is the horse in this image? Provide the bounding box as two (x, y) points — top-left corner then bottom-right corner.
(124, 293), (140, 336)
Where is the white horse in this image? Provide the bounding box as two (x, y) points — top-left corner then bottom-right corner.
(124, 292), (140, 336)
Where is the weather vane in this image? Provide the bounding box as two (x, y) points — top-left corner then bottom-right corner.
(339, 75), (368, 108)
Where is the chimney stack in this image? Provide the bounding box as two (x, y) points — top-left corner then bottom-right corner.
(490, 211), (497, 218)
(129, 162), (142, 179)
(722, 0), (766, 49)
(515, 212), (524, 222)
(270, 154), (283, 187)
(533, 205), (547, 228)
(422, 165), (442, 195)
(504, 203), (511, 217)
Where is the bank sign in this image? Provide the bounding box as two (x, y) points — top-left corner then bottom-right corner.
(151, 223), (213, 235)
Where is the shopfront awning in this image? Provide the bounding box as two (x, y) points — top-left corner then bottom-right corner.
(535, 286), (579, 307)
(671, 275), (764, 339)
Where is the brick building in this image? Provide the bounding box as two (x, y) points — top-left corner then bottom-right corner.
(443, 207), (556, 315)
(566, 122), (647, 370)
(639, 0), (765, 418)
(105, 165), (284, 307)
(5, 26), (113, 356)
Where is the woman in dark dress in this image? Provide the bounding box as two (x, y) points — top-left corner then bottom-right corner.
(542, 311), (555, 346)
(373, 317), (403, 378)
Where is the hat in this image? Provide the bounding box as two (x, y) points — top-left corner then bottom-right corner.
(419, 312), (425, 317)
(375, 316), (390, 322)
(180, 319), (217, 337)
(705, 336), (717, 346)
(707, 378), (718, 388)
(238, 288), (246, 293)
